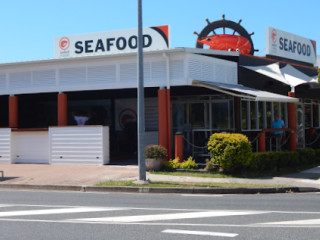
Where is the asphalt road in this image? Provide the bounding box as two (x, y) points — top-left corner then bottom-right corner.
(0, 190), (319, 240)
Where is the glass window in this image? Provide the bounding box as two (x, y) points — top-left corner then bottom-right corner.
(258, 102), (264, 129)
(212, 101), (230, 130)
(305, 103), (312, 128)
(313, 102), (319, 128)
(266, 102), (272, 128)
(241, 100), (248, 130)
(280, 102), (287, 127)
(273, 102), (280, 118)
(189, 103), (205, 128)
(250, 101), (257, 130)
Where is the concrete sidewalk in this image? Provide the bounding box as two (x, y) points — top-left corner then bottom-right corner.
(0, 163), (319, 193)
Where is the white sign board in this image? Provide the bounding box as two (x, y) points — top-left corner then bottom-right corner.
(266, 27), (316, 65)
(55, 25), (170, 58)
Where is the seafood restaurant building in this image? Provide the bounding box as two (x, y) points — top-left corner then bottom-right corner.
(0, 21), (318, 165)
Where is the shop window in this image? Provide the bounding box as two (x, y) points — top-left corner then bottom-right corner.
(189, 103), (205, 128)
(266, 102), (272, 129)
(313, 102), (320, 128)
(241, 100), (249, 130)
(250, 101), (257, 130)
(304, 103), (312, 129)
(212, 101), (231, 130)
(280, 102), (287, 127)
(258, 102), (264, 129)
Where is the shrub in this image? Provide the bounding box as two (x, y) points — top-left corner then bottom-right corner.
(145, 145), (167, 159)
(248, 151), (299, 172)
(207, 133), (252, 171)
(298, 148), (315, 165)
(161, 158), (180, 171)
(179, 156), (198, 169)
(161, 157), (198, 171)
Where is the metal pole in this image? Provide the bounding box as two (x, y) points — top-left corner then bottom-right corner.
(137, 0), (146, 181)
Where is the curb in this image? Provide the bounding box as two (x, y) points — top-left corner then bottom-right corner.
(0, 184), (319, 194)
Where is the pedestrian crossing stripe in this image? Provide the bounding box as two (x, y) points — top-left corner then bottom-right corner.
(262, 219), (320, 225)
(162, 229), (238, 237)
(0, 207), (125, 217)
(72, 210), (268, 223)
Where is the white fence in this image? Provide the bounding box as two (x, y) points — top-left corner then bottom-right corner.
(0, 126), (109, 165)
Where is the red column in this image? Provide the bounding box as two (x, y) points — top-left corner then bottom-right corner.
(158, 89), (171, 159)
(258, 131), (266, 152)
(166, 89), (172, 159)
(9, 95), (18, 128)
(57, 93), (68, 126)
(288, 92), (296, 151)
(175, 133), (183, 161)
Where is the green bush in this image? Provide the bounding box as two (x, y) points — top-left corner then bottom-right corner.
(298, 148), (315, 165)
(161, 158), (180, 171)
(145, 145), (167, 159)
(161, 157), (198, 171)
(179, 157), (198, 169)
(249, 151), (300, 172)
(207, 133), (252, 171)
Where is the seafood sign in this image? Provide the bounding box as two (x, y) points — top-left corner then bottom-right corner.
(266, 27), (316, 65)
(55, 25), (170, 58)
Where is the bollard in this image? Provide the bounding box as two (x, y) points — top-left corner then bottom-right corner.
(175, 133), (183, 162)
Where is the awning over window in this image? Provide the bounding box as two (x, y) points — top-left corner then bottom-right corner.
(192, 80), (299, 103)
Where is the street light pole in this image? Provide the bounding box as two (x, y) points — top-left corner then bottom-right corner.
(137, 0), (146, 181)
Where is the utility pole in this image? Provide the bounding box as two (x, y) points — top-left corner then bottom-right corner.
(137, 0), (146, 181)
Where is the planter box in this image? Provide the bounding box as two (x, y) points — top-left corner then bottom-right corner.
(145, 158), (162, 171)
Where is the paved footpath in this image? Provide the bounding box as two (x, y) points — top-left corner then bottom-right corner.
(0, 164), (319, 192)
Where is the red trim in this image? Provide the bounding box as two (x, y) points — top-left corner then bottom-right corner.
(242, 54), (318, 70)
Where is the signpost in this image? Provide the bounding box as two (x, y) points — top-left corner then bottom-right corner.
(137, 0), (146, 181)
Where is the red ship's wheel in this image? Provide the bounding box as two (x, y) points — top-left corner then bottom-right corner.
(195, 15), (256, 55)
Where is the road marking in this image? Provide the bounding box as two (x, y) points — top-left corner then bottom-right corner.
(262, 218), (320, 225)
(181, 194), (223, 197)
(162, 229), (238, 237)
(0, 207), (125, 217)
(72, 210), (267, 223)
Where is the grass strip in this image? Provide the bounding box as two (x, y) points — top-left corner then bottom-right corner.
(95, 180), (289, 189)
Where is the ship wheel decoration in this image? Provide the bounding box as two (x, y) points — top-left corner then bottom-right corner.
(194, 14), (258, 55)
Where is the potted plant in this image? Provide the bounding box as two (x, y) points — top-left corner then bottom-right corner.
(145, 145), (168, 171)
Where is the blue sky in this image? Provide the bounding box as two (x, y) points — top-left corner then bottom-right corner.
(0, 0), (318, 63)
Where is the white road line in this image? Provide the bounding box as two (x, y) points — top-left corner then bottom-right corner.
(181, 194), (223, 197)
(73, 210), (268, 223)
(0, 207), (125, 217)
(0, 204), (13, 208)
(162, 229), (238, 237)
(262, 218), (320, 225)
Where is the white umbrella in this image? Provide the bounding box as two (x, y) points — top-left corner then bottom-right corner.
(280, 64), (318, 88)
(244, 62), (319, 92)
(244, 62), (289, 85)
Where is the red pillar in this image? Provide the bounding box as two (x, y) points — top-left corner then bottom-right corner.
(158, 89), (171, 159)
(9, 95), (18, 128)
(57, 93), (68, 126)
(175, 133), (183, 161)
(258, 131), (266, 152)
(288, 92), (296, 151)
(166, 89), (172, 159)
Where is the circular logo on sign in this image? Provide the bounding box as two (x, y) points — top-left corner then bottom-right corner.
(119, 108), (137, 129)
(271, 29), (277, 43)
(59, 37), (70, 50)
